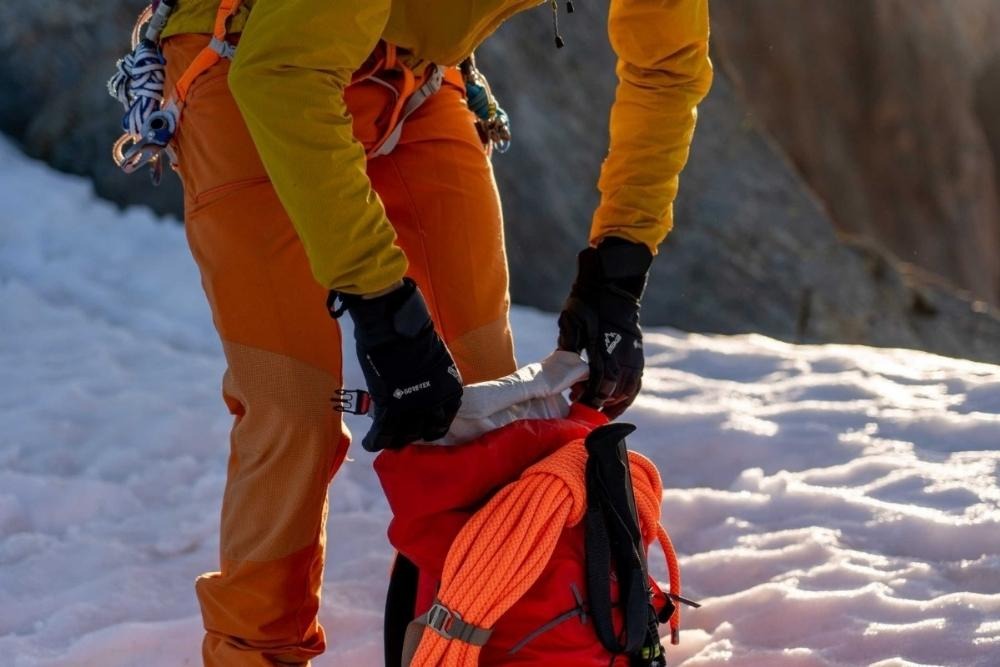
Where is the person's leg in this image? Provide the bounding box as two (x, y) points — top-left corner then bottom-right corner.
(362, 79), (518, 384)
(164, 35), (349, 667)
(355, 69), (518, 667)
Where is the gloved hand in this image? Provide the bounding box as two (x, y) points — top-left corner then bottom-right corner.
(558, 237), (652, 419)
(329, 278), (463, 451)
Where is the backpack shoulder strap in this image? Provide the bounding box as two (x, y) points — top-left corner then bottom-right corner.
(584, 423), (666, 663)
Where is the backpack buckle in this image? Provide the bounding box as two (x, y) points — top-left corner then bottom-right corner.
(423, 602), (493, 646)
(426, 603), (457, 639)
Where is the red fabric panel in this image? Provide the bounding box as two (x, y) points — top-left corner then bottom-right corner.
(374, 404), (605, 579)
(374, 404), (621, 665)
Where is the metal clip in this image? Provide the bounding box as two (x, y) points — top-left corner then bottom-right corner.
(113, 106), (178, 174)
(332, 389), (372, 416)
(113, 136), (160, 174)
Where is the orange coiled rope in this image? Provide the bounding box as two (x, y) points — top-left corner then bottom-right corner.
(632, 454), (683, 644)
(409, 439), (682, 666)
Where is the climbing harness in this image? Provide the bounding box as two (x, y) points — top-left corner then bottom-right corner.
(110, 2), (514, 185)
(361, 45), (450, 159)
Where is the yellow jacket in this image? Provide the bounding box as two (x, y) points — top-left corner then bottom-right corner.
(163, 0), (713, 294)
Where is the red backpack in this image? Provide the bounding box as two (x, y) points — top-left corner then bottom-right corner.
(374, 404), (695, 666)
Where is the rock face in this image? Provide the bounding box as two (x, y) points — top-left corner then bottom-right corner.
(483, 6), (1000, 363)
(0, 0), (183, 214)
(711, 0), (1000, 306)
(2, 0), (1000, 363)
(653, 73), (1000, 362)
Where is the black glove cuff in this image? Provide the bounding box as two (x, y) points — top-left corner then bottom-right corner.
(328, 278), (433, 347)
(575, 238), (653, 301)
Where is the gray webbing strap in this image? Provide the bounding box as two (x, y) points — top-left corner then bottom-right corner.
(400, 601), (493, 666)
(369, 65), (445, 158)
(208, 36), (236, 59)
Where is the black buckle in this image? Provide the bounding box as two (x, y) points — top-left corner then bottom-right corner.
(332, 389), (372, 416)
(667, 592), (701, 609)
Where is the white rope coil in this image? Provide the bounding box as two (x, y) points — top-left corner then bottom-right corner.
(107, 41), (167, 137)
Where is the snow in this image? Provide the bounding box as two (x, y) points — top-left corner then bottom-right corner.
(1, 135), (999, 666)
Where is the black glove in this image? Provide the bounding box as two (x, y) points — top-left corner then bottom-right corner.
(329, 278), (463, 451)
(558, 238), (652, 419)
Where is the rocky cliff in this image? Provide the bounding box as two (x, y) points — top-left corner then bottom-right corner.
(484, 4), (1000, 362)
(711, 0), (1000, 306)
(0, 1), (185, 213)
(3, 0), (1000, 363)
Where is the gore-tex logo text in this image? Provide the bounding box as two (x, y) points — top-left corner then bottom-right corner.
(393, 381), (431, 399)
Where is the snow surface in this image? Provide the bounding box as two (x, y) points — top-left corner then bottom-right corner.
(1, 136), (999, 667)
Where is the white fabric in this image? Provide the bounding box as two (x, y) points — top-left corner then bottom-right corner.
(428, 350), (590, 446)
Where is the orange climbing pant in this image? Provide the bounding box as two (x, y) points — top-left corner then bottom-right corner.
(163, 34), (517, 666)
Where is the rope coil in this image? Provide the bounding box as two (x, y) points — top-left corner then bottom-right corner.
(108, 40), (167, 137)
(409, 439), (682, 666)
(107, 3), (176, 178)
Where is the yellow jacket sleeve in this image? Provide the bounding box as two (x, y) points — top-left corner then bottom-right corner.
(228, 0), (408, 294)
(592, 0), (713, 252)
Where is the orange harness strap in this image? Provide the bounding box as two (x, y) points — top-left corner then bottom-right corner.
(365, 44), (420, 157)
(361, 42), (470, 159)
(170, 0), (242, 107)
